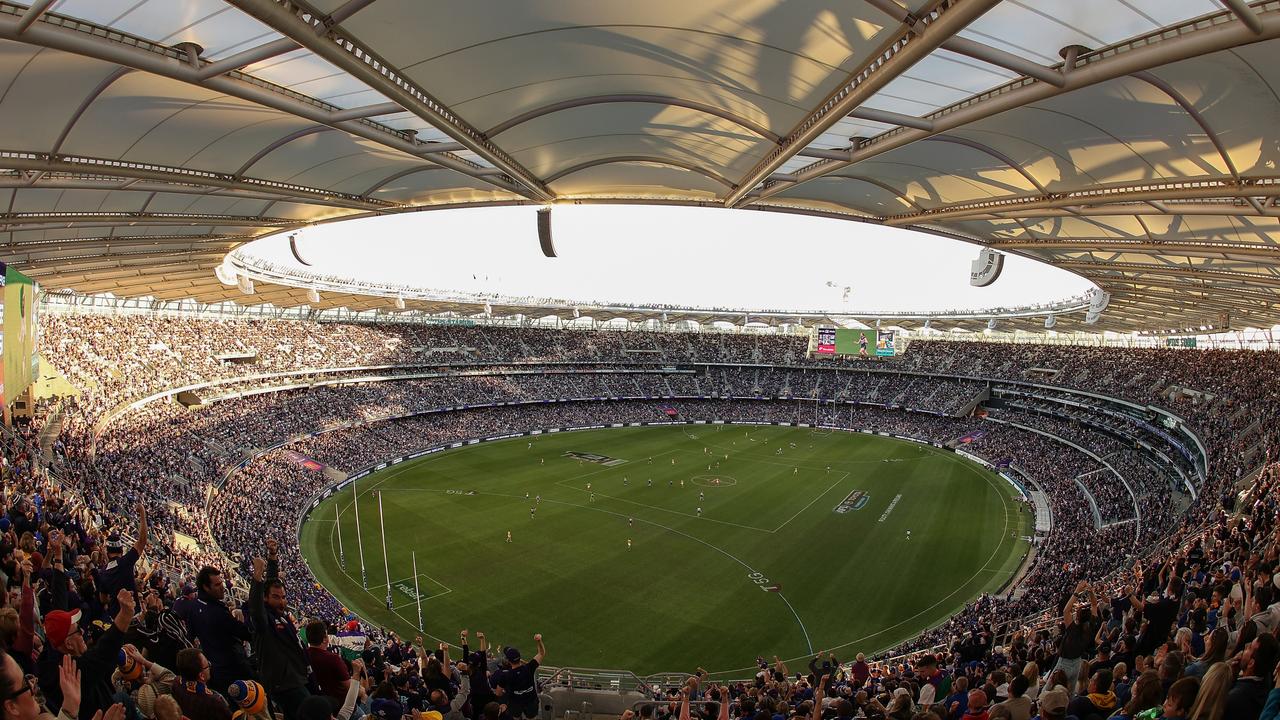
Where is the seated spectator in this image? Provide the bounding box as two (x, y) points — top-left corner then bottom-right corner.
(171, 648), (231, 720)
(1225, 634), (1278, 719)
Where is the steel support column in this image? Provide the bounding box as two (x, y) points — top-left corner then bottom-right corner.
(723, 0), (1003, 207)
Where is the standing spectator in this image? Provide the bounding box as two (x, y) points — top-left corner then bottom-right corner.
(248, 540), (311, 720)
(95, 505), (146, 606)
(186, 567), (253, 693)
(71, 589), (135, 720)
(1055, 582), (1097, 691)
(494, 635), (545, 720)
(136, 589), (193, 671)
(304, 621), (349, 707)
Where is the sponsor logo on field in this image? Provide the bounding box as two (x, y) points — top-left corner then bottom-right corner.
(562, 451), (627, 466)
(834, 490), (869, 514)
(394, 582), (424, 600)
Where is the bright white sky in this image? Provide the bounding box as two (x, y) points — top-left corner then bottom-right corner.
(245, 205), (1092, 313)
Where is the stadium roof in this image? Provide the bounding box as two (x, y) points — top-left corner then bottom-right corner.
(1, 0), (1278, 333)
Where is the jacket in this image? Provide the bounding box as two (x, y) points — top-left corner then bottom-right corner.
(247, 557), (310, 692)
(186, 588), (254, 685)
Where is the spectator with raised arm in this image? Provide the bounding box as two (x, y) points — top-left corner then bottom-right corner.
(494, 634), (544, 720)
(248, 539), (312, 720)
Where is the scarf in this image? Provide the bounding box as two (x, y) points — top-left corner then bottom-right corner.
(1087, 691), (1117, 709)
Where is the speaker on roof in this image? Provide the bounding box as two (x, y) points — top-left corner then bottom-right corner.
(394, 296), (406, 310)
(537, 208), (556, 257)
(986, 318), (998, 330)
(1044, 315), (1056, 329)
(1085, 310), (1101, 325)
(307, 287), (320, 304)
(237, 275), (254, 295)
(970, 248), (1005, 287)
(215, 262), (237, 287)
(1089, 290), (1110, 313)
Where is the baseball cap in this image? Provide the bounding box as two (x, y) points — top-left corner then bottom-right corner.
(371, 699), (404, 720)
(43, 609), (82, 648)
(504, 647), (521, 662)
(1039, 689), (1068, 715)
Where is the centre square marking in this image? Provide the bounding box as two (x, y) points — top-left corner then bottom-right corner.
(690, 474), (738, 487)
(834, 489), (869, 513)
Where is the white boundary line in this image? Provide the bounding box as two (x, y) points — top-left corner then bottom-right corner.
(311, 425), (1028, 670)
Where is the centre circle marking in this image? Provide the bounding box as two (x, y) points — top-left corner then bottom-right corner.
(690, 474), (738, 487)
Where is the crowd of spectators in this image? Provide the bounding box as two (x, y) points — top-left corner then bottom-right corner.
(5, 312), (1279, 720)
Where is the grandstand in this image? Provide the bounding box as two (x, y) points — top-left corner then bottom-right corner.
(3, 2), (1280, 720)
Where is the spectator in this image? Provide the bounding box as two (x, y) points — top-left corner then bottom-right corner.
(495, 635), (545, 720)
(1225, 633), (1279, 719)
(995, 675), (1029, 720)
(304, 621), (349, 707)
(1162, 677), (1200, 720)
(247, 541), (311, 720)
(171, 649), (232, 720)
(1187, 662), (1230, 720)
(186, 566), (253, 693)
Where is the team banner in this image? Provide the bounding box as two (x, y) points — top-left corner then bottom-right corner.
(283, 450), (326, 471)
(0, 263), (39, 404)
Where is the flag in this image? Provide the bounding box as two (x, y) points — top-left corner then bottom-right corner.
(659, 405), (678, 417)
(332, 630), (366, 661)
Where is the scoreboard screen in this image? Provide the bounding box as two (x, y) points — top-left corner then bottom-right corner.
(812, 328), (895, 358)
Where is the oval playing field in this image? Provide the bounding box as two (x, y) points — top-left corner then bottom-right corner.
(299, 425), (1031, 675)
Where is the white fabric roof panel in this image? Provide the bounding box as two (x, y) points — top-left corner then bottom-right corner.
(0, 0), (1277, 331)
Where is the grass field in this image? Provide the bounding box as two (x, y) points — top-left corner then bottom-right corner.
(299, 425), (1031, 676)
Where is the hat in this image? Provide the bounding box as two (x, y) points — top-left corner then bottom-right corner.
(118, 650), (144, 682)
(420, 712), (443, 720)
(136, 683), (159, 718)
(1038, 689), (1068, 715)
(43, 609), (82, 648)
(105, 535), (124, 554)
(0, 518), (10, 532)
(371, 699), (404, 720)
(228, 680), (267, 714)
(504, 647), (522, 662)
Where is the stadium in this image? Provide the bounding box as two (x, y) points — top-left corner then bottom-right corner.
(1, 1), (1280, 720)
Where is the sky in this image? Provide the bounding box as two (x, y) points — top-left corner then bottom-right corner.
(243, 204), (1092, 313)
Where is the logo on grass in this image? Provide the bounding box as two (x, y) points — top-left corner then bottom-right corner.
(834, 490), (869, 514)
(562, 451), (627, 466)
(394, 583), (424, 600)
